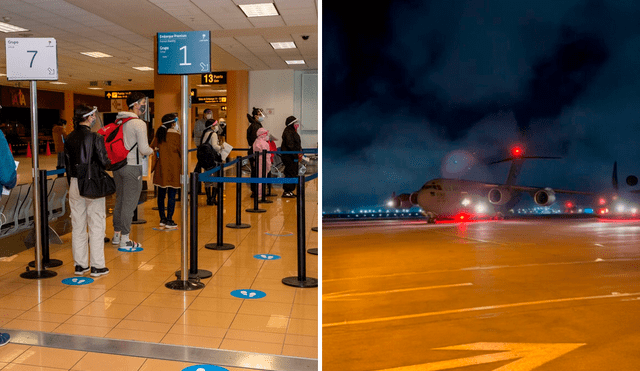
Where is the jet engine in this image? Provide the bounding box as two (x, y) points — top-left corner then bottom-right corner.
(534, 188), (556, 206)
(488, 188), (513, 205)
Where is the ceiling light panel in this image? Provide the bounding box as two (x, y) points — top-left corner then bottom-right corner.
(238, 3), (279, 17)
(285, 60), (305, 65)
(80, 52), (113, 58)
(132, 67), (154, 71)
(270, 41), (296, 49)
(0, 21), (29, 33)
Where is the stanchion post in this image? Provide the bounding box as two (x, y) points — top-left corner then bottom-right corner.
(21, 81), (56, 280)
(260, 149), (272, 204)
(246, 154), (266, 213)
(28, 170), (62, 269)
(227, 156), (250, 229)
(166, 74), (204, 291)
(176, 172), (212, 280)
(282, 175), (317, 288)
(206, 166), (235, 250)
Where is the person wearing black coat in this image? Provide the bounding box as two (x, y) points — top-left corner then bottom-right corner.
(246, 107), (264, 195)
(64, 105), (112, 277)
(281, 115), (302, 197)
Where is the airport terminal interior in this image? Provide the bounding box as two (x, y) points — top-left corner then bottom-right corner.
(0, 1), (318, 370)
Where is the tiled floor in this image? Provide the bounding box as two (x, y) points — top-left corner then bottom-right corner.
(0, 151), (318, 370)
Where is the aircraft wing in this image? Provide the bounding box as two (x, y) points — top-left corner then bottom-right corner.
(508, 185), (592, 195)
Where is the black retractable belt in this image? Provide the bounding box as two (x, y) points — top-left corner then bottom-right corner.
(206, 166), (235, 250)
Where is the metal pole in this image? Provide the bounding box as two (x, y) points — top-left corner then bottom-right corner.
(21, 81), (56, 279)
(180, 75), (189, 281)
(282, 175), (317, 288)
(227, 156), (250, 229)
(205, 166), (234, 250)
(260, 149), (272, 204)
(166, 75), (203, 291)
(246, 153), (266, 213)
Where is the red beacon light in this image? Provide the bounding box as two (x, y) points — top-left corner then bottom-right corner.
(511, 146), (523, 158)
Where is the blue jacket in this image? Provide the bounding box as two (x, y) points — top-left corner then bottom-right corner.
(0, 131), (17, 189)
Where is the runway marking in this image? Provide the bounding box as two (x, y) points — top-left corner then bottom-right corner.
(323, 283), (472, 301)
(323, 257), (640, 283)
(377, 342), (585, 371)
(323, 291), (640, 328)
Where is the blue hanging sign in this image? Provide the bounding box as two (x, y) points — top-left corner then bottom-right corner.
(158, 31), (211, 75)
(118, 245), (143, 252)
(62, 277), (94, 286)
(230, 289), (267, 300)
(254, 254), (281, 260)
(182, 365), (229, 371)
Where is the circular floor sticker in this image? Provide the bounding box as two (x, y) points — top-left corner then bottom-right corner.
(230, 289), (267, 299)
(182, 366), (228, 371)
(254, 254), (281, 260)
(265, 231), (294, 237)
(118, 245), (143, 252)
(62, 277), (94, 286)
(0, 333), (9, 346)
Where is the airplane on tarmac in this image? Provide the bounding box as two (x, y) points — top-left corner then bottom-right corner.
(387, 146), (592, 223)
(595, 162), (640, 217)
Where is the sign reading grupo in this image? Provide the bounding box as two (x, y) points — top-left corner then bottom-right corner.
(5, 38), (58, 80)
(157, 31), (211, 75)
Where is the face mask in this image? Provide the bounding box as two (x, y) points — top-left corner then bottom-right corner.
(205, 113), (212, 119)
(294, 124), (300, 130)
(257, 116), (265, 123)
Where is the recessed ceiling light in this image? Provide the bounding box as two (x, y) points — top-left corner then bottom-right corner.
(0, 22), (29, 33)
(132, 66), (154, 71)
(88, 87), (103, 90)
(239, 3), (279, 17)
(286, 60), (305, 65)
(49, 81), (67, 84)
(80, 51), (112, 58)
(270, 41), (296, 50)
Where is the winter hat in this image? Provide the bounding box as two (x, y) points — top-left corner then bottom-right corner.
(257, 127), (269, 138)
(285, 116), (298, 126)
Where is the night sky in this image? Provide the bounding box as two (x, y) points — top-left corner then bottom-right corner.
(323, 0), (640, 211)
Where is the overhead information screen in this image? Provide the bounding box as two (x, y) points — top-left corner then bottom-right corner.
(157, 31), (211, 75)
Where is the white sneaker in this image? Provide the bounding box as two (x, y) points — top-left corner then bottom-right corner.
(112, 231), (121, 245)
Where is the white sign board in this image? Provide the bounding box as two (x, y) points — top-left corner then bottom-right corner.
(5, 38), (58, 81)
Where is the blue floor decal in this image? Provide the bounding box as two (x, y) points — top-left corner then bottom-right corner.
(182, 365), (228, 371)
(230, 289), (267, 299)
(254, 254), (281, 260)
(0, 333), (9, 347)
(62, 277), (94, 286)
(118, 246), (143, 252)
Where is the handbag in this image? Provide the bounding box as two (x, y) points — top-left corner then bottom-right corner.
(77, 137), (116, 199)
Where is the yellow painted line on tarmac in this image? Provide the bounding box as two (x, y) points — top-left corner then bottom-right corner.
(377, 342), (586, 371)
(323, 292), (640, 328)
(323, 283), (472, 301)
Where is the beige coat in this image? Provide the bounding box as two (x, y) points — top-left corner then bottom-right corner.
(151, 129), (181, 188)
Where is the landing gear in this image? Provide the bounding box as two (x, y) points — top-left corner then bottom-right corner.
(426, 212), (437, 224)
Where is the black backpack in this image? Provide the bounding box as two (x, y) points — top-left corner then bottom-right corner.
(197, 130), (222, 170)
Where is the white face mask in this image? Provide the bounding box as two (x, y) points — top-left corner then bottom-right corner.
(205, 113), (212, 119)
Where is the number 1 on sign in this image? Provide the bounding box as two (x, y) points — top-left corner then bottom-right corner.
(179, 46), (191, 66)
(27, 50), (37, 67)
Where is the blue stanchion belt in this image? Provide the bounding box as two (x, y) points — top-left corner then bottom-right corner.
(46, 168), (66, 176)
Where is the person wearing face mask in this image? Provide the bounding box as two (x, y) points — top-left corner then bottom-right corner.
(253, 128), (272, 198)
(150, 113), (181, 229)
(217, 117), (227, 142)
(280, 116), (302, 198)
(246, 107), (264, 196)
(111, 92), (154, 249)
(64, 105), (112, 277)
(202, 119), (222, 205)
(194, 109), (212, 148)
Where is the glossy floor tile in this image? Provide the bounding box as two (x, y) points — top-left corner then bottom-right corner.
(0, 155), (318, 369)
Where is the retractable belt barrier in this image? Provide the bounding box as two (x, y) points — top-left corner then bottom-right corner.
(193, 149), (318, 288)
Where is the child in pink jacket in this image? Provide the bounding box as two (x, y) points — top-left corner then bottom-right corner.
(253, 128), (272, 197)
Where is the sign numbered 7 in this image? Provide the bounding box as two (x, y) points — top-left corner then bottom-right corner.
(5, 38), (58, 81)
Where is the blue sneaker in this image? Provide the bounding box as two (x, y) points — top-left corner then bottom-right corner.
(0, 333), (9, 347)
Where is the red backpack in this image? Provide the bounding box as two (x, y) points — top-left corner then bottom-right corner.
(98, 117), (137, 171)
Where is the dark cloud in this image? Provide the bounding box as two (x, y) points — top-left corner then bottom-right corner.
(323, 0), (640, 210)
